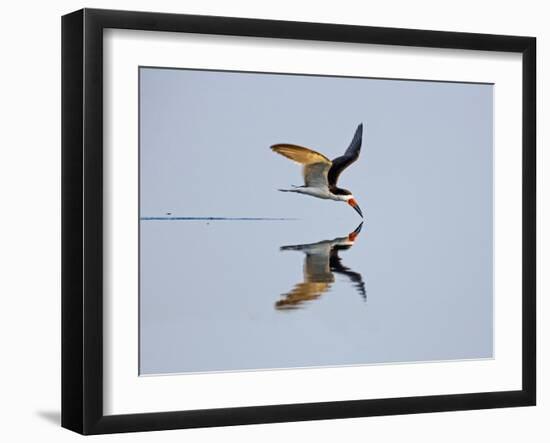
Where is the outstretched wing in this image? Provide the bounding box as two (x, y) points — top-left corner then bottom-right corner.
(330, 249), (367, 300)
(276, 243), (334, 310)
(328, 123), (363, 186)
(271, 144), (332, 188)
(275, 282), (332, 310)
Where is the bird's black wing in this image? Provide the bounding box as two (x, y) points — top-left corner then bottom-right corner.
(330, 248), (367, 301)
(328, 123), (363, 186)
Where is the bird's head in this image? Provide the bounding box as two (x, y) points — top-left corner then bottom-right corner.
(345, 195), (363, 218)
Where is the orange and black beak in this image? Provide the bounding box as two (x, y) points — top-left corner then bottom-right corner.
(348, 198), (363, 218)
(348, 222), (363, 241)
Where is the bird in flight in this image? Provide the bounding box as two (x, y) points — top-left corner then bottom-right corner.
(271, 123), (364, 218)
(275, 223), (366, 310)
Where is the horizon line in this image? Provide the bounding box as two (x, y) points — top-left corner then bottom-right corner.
(140, 216), (298, 221)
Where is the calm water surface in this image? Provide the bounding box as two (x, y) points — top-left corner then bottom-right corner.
(139, 217), (493, 375)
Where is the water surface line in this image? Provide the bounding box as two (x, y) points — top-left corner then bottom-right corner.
(140, 216), (298, 221)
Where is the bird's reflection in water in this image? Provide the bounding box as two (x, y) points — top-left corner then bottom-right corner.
(276, 223), (367, 311)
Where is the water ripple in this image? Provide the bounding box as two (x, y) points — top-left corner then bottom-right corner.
(140, 216), (297, 221)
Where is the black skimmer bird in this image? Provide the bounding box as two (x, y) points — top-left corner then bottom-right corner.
(271, 123), (364, 217)
(276, 223), (366, 310)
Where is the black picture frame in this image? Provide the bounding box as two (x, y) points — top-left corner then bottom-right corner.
(62, 8), (536, 435)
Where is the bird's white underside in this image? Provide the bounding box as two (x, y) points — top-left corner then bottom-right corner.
(280, 186), (352, 202)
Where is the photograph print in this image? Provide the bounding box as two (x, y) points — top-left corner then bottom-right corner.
(139, 67), (494, 376)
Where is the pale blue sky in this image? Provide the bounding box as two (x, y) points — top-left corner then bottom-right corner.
(139, 68), (493, 223)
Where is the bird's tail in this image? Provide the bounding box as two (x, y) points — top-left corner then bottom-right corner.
(278, 185), (302, 192)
